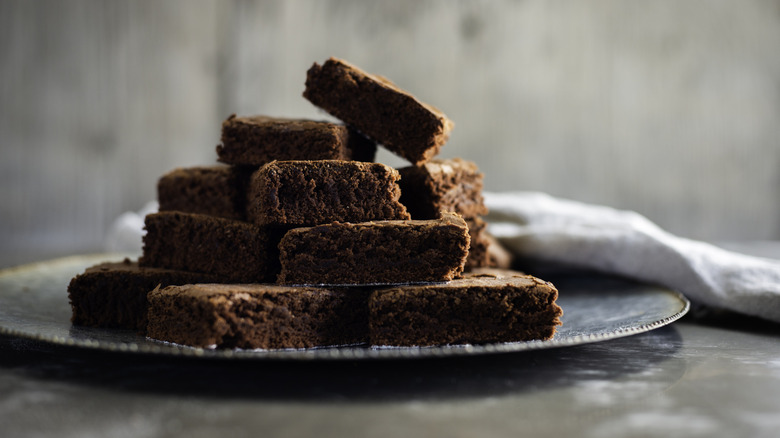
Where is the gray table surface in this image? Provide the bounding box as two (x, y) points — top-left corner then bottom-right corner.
(2, 244), (779, 438)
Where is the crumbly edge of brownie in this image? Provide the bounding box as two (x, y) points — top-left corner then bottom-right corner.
(303, 58), (453, 165)
(398, 158), (488, 220)
(464, 217), (491, 270)
(277, 212), (470, 285)
(157, 165), (252, 221)
(146, 283), (370, 349)
(247, 160), (410, 227)
(217, 114), (376, 166)
(484, 232), (515, 270)
(368, 272), (563, 346)
(67, 259), (221, 331)
(139, 211), (283, 283)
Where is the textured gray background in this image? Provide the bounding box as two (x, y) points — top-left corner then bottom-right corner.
(2, 0), (779, 258)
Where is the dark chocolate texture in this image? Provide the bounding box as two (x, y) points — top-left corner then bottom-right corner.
(67, 259), (221, 331)
(398, 158), (488, 220)
(147, 283), (370, 349)
(140, 211), (283, 283)
(303, 58), (453, 165)
(464, 217), (491, 270)
(157, 165), (252, 221)
(217, 115), (376, 166)
(368, 270), (563, 346)
(247, 160), (410, 227)
(277, 212), (470, 285)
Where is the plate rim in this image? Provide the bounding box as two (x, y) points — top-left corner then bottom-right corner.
(0, 254), (690, 361)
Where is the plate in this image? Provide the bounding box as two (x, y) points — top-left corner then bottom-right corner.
(0, 254), (689, 360)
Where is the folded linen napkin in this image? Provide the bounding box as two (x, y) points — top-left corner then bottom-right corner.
(484, 191), (780, 324)
(104, 201), (158, 256)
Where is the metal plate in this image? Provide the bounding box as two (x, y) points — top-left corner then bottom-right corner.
(0, 254), (689, 360)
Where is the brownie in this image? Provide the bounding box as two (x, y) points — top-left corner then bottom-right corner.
(277, 212), (470, 285)
(368, 270), (563, 346)
(247, 160), (410, 227)
(147, 283), (371, 349)
(303, 58), (454, 165)
(217, 115), (376, 166)
(464, 217), (491, 270)
(462, 267), (527, 278)
(484, 233), (514, 270)
(139, 211), (283, 283)
(67, 259), (221, 331)
(157, 165), (253, 221)
(398, 158), (488, 220)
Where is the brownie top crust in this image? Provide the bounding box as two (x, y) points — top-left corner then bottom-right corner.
(223, 115), (345, 136)
(281, 210), (469, 238)
(303, 57), (454, 165)
(80, 258), (220, 279)
(68, 258), (223, 331)
(383, 269), (559, 292)
(83, 258), (141, 274)
(153, 283), (330, 299)
(230, 115), (327, 129)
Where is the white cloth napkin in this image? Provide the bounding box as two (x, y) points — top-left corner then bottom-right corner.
(484, 191), (780, 324)
(103, 201), (158, 256)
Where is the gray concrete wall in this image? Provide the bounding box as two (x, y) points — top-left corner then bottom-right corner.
(2, 0), (779, 256)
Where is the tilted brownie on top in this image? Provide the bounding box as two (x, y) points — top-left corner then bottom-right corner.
(303, 57), (454, 165)
(368, 269), (563, 346)
(146, 283), (371, 349)
(217, 114), (376, 166)
(247, 160), (410, 227)
(67, 258), (221, 331)
(277, 212), (470, 285)
(140, 211), (284, 283)
(398, 158), (488, 220)
(157, 165), (253, 221)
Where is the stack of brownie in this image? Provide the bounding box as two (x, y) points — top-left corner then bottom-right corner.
(68, 57), (562, 349)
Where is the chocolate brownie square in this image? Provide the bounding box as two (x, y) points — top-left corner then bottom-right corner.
(368, 270), (563, 346)
(139, 211), (283, 283)
(398, 158), (488, 220)
(277, 212), (470, 285)
(303, 58), (454, 165)
(67, 258), (221, 331)
(157, 165), (252, 221)
(247, 160), (410, 227)
(217, 115), (376, 166)
(147, 283), (370, 349)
